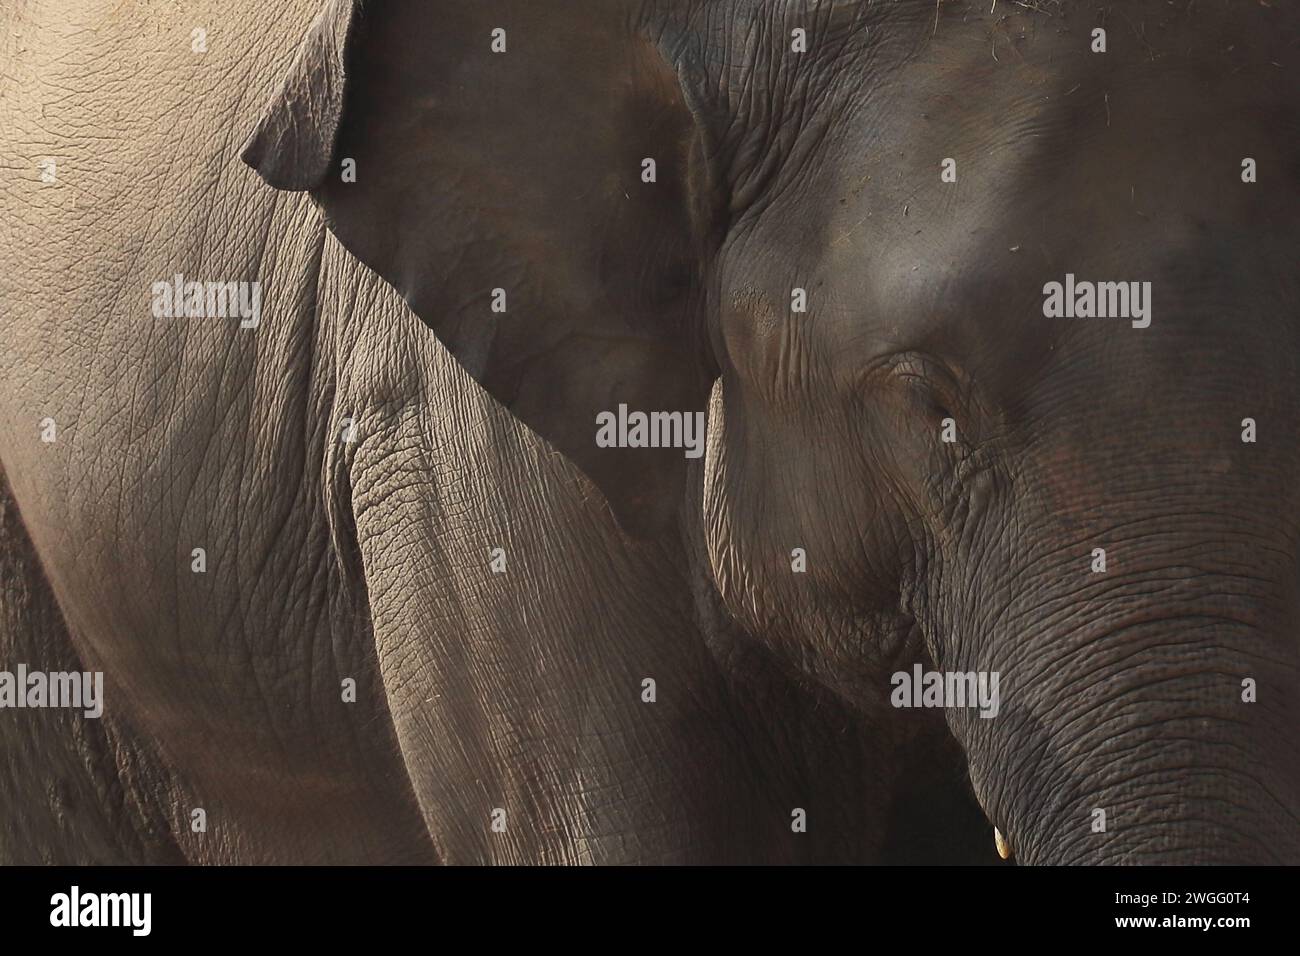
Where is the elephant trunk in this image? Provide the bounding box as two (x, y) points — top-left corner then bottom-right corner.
(958, 587), (1300, 864)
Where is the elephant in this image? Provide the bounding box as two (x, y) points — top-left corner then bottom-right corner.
(0, 0), (992, 866)
(2, 0), (1298, 865)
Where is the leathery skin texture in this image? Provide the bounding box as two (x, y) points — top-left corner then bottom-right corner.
(0, 0), (1296, 866)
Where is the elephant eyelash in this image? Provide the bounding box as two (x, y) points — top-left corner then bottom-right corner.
(885, 356), (972, 434)
(855, 352), (987, 468)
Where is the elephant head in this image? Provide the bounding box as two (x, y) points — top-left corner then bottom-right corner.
(244, 0), (1300, 863)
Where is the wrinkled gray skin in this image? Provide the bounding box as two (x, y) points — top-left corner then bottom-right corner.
(0, 0), (982, 866)
(2, 0), (1297, 865)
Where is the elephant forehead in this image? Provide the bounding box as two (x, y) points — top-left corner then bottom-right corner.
(713, 13), (1297, 409)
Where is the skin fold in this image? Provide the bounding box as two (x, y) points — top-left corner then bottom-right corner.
(2, 0), (1296, 864)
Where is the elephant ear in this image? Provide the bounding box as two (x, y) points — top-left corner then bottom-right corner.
(241, 0), (720, 536)
(241, 0), (358, 190)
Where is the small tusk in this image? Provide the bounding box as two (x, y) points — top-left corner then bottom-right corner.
(994, 827), (1012, 860)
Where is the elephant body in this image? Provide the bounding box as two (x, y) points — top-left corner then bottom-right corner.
(0, 0), (986, 865)
(2, 0), (1296, 864)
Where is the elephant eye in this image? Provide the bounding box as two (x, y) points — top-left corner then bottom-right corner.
(880, 352), (968, 429)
